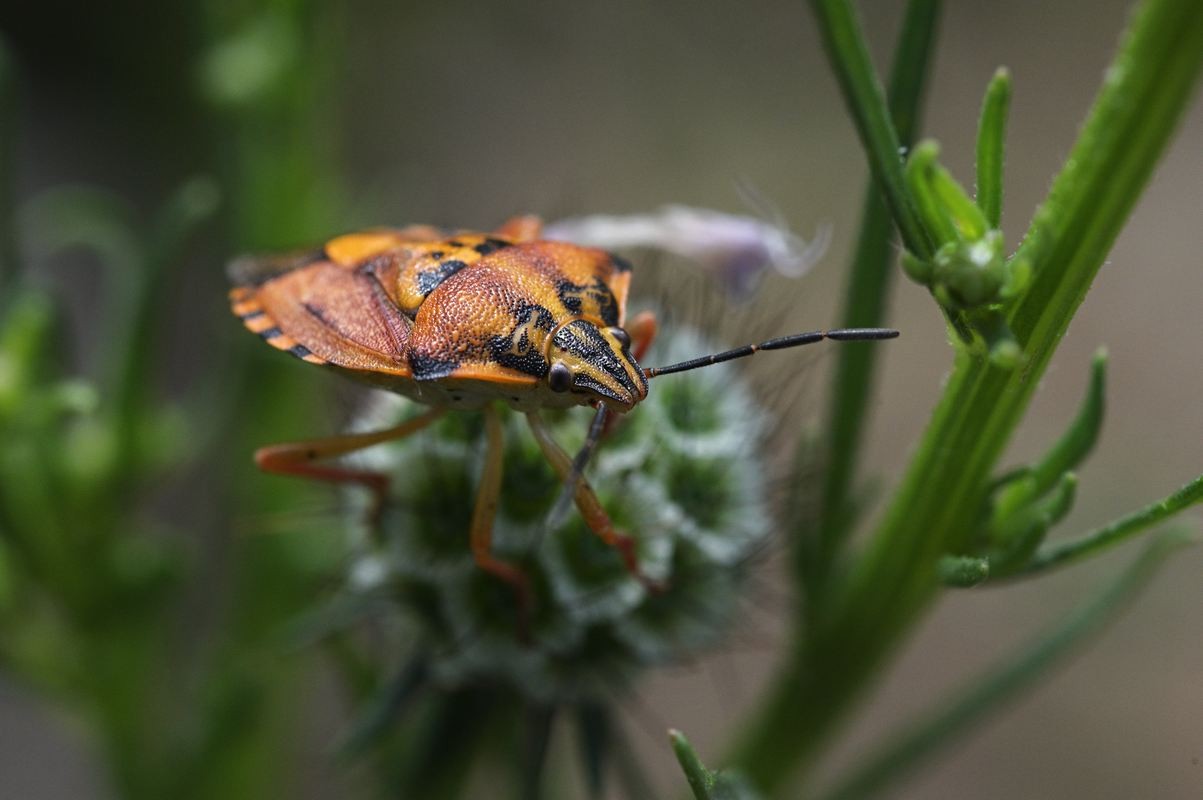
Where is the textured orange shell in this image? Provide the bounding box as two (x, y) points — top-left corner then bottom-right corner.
(228, 219), (632, 408)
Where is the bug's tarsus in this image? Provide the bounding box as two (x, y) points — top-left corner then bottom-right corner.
(643, 327), (899, 378)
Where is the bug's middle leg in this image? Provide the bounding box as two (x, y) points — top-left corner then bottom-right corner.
(471, 405), (533, 628)
(253, 407), (447, 525)
(525, 411), (665, 593)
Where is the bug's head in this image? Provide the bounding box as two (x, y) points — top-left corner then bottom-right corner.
(546, 319), (648, 412)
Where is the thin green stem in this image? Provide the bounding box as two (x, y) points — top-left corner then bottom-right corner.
(1022, 473), (1203, 574)
(975, 68), (1011, 229)
(819, 532), (1189, 800)
(807, 0), (941, 601)
(0, 38), (17, 300)
(732, 0), (1203, 791)
(808, 0), (933, 260)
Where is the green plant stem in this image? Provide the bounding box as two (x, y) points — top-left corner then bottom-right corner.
(808, 0), (933, 260)
(732, 0), (1203, 791)
(975, 68), (1011, 229)
(0, 38), (17, 300)
(1021, 473), (1203, 574)
(807, 0), (941, 600)
(819, 532), (1189, 800)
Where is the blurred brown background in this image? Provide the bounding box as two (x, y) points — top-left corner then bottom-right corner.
(2, 0), (1201, 797)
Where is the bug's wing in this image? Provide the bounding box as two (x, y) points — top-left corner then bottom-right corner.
(230, 248), (418, 379)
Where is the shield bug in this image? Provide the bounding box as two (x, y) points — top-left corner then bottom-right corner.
(229, 216), (897, 619)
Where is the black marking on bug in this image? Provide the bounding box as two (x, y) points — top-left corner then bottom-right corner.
(416, 259), (469, 295)
(259, 327), (283, 340)
(429, 250), (445, 259)
(555, 277), (620, 326)
(239, 309), (266, 321)
(488, 304), (555, 378)
(608, 252), (633, 272)
(447, 239), (464, 248)
(552, 319), (644, 403)
(289, 343), (314, 359)
(410, 352), (461, 381)
(302, 302), (329, 324)
(473, 237), (511, 256)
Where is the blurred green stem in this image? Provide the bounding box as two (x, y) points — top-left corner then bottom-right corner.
(733, 0), (1203, 791)
(0, 38), (16, 300)
(805, 0), (941, 602)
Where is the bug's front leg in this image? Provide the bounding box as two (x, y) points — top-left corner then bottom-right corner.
(253, 407), (446, 525)
(493, 215), (543, 243)
(625, 309), (658, 363)
(471, 405), (534, 636)
(525, 411), (666, 594)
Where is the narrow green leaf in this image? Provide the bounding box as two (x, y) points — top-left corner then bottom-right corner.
(672, 729), (762, 800)
(820, 532), (1190, 800)
(990, 472), (1078, 575)
(808, 0), (942, 602)
(809, 0), (933, 259)
(672, 729), (716, 798)
(993, 351), (1106, 524)
(975, 68), (1012, 229)
(904, 141), (958, 246)
(929, 161), (989, 241)
(1022, 473), (1203, 574)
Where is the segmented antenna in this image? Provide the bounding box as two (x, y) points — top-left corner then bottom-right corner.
(543, 326), (899, 535)
(643, 327), (898, 378)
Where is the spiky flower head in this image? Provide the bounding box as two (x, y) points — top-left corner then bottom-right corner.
(341, 325), (772, 702)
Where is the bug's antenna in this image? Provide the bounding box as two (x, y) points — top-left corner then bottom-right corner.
(546, 403), (609, 530)
(643, 327), (899, 378)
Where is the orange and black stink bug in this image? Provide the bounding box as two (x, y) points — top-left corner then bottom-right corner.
(229, 216), (896, 617)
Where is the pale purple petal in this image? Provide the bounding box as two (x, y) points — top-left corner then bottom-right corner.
(544, 206), (829, 297)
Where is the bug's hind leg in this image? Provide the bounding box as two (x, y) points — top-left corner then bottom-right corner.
(254, 407), (446, 527)
(525, 411), (666, 594)
(471, 405), (534, 637)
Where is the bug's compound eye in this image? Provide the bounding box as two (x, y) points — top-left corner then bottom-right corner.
(548, 361), (574, 393)
(609, 327), (631, 349)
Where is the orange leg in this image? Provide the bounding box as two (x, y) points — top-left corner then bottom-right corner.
(526, 411), (666, 593)
(471, 405), (533, 636)
(254, 407), (446, 524)
(625, 309), (659, 363)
